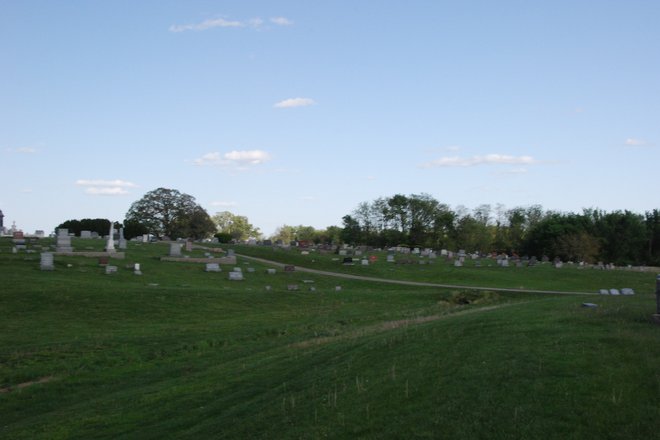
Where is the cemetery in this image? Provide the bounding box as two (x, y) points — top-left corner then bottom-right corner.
(0, 235), (659, 439)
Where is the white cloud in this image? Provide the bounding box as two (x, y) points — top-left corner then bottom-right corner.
(248, 18), (264, 28)
(270, 17), (293, 26)
(194, 150), (272, 168)
(76, 179), (137, 196)
(85, 187), (130, 196)
(499, 168), (529, 175)
(169, 17), (245, 32)
(6, 147), (37, 154)
(170, 15), (293, 32)
(420, 154), (538, 168)
(625, 138), (650, 146)
(210, 201), (238, 207)
(274, 97), (315, 108)
(75, 179), (137, 188)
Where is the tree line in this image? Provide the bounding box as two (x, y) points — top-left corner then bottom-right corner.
(55, 188), (660, 266)
(340, 194), (660, 266)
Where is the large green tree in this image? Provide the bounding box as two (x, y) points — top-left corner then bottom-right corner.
(124, 188), (215, 239)
(212, 211), (261, 241)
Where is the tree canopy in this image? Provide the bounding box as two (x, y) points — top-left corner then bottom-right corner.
(124, 188), (215, 239)
(55, 218), (112, 236)
(212, 211), (261, 241)
(341, 194), (660, 266)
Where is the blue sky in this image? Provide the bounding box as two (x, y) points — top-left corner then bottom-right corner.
(2, 1), (659, 236)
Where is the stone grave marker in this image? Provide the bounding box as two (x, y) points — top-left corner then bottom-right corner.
(342, 257), (353, 265)
(247, 267), (255, 273)
(266, 268), (276, 275)
(599, 289), (609, 295)
(387, 255), (395, 263)
(56, 228), (73, 253)
(134, 263), (142, 275)
(284, 265), (295, 272)
(621, 288), (635, 295)
(40, 252), (54, 271)
(80, 230), (92, 239)
(169, 243), (182, 257)
(227, 249), (235, 257)
(361, 259), (369, 266)
(335, 286), (342, 291)
(287, 284), (299, 291)
(105, 265), (118, 275)
(118, 228), (127, 250)
(228, 271), (243, 281)
(205, 263), (221, 272)
(233, 267), (242, 273)
(185, 240), (193, 252)
(609, 288), (620, 295)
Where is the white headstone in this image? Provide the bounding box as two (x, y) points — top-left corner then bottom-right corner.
(40, 252), (54, 271)
(105, 222), (116, 253)
(169, 243), (182, 257)
(205, 263), (221, 272)
(105, 265), (118, 275)
(228, 271), (243, 281)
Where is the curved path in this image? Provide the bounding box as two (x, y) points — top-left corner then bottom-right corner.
(237, 254), (595, 296)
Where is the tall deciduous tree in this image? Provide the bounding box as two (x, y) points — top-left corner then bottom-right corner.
(212, 211), (261, 241)
(124, 188), (215, 239)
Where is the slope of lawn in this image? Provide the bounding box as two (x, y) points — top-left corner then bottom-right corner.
(232, 244), (657, 294)
(0, 238), (658, 439)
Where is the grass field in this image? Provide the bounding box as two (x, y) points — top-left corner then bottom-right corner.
(1, 238), (659, 439)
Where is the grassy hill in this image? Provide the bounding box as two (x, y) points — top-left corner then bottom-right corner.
(1, 238), (658, 439)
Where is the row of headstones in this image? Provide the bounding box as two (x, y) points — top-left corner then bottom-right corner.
(39, 252), (142, 274)
(170, 243), (234, 257)
(599, 288), (635, 295)
(55, 228), (127, 251)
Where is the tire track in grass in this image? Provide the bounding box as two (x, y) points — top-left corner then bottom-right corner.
(291, 301), (538, 349)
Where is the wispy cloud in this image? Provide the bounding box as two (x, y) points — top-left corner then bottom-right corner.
(75, 179), (137, 188)
(625, 138), (651, 147)
(84, 187), (130, 196)
(210, 201), (238, 207)
(170, 15), (293, 32)
(270, 17), (293, 26)
(6, 147), (37, 154)
(76, 179), (137, 196)
(194, 150), (272, 168)
(498, 167), (529, 175)
(274, 97), (315, 108)
(420, 154), (538, 168)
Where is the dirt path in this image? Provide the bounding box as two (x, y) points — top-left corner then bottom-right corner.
(237, 254), (595, 296)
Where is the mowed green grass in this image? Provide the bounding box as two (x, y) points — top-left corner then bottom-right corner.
(0, 238), (659, 439)
(233, 244), (658, 293)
